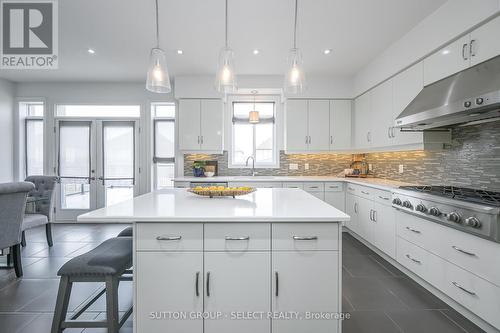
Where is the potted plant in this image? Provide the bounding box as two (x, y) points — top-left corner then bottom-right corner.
(192, 161), (206, 177)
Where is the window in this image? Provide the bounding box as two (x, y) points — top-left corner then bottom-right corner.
(56, 105), (140, 118)
(231, 101), (277, 167)
(22, 102), (44, 176)
(153, 103), (176, 188)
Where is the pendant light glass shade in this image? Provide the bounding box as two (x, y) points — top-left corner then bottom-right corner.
(215, 47), (236, 93)
(146, 48), (171, 93)
(284, 48), (305, 94)
(249, 110), (259, 123)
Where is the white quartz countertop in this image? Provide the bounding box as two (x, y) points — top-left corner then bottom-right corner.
(174, 176), (411, 191)
(77, 188), (350, 223)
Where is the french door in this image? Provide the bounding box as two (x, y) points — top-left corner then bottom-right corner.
(55, 119), (139, 221)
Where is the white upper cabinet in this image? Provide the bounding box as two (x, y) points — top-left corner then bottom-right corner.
(392, 62), (425, 145)
(329, 100), (351, 150)
(285, 99), (350, 153)
(470, 15), (500, 66)
(353, 92), (372, 150)
(370, 79), (394, 148)
(285, 99), (309, 152)
(308, 100), (330, 151)
(179, 99), (223, 152)
(424, 35), (470, 86)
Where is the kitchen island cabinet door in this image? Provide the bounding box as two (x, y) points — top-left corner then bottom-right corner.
(272, 251), (340, 333)
(136, 252), (203, 333)
(204, 252), (271, 333)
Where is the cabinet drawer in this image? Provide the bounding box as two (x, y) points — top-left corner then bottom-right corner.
(347, 184), (372, 199)
(324, 182), (343, 192)
(204, 223), (271, 251)
(273, 223), (339, 251)
(230, 182), (282, 188)
(397, 211), (500, 287)
(303, 182), (324, 192)
(283, 182), (304, 189)
(136, 223), (203, 251)
(174, 181), (190, 188)
(372, 188), (392, 205)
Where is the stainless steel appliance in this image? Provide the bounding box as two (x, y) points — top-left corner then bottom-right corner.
(392, 186), (500, 243)
(395, 55), (500, 129)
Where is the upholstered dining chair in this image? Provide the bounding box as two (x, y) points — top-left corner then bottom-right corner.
(0, 182), (35, 277)
(22, 176), (58, 247)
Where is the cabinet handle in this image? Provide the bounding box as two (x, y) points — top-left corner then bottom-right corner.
(378, 196), (390, 201)
(206, 272), (211, 297)
(369, 209), (373, 221)
(373, 210), (377, 222)
(354, 202), (358, 213)
(406, 254), (421, 264)
(156, 235), (182, 241)
(388, 127), (392, 138)
(275, 272), (279, 297)
(405, 226), (421, 234)
(391, 127), (396, 138)
(200, 136), (204, 144)
(348, 187), (355, 191)
(197, 136), (200, 144)
(451, 246), (476, 256)
(225, 236), (250, 241)
(452, 281), (476, 296)
(469, 39), (476, 57)
(329, 186), (339, 189)
(462, 43), (469, 60)
(195, 271), (200, 297)
(309, 136), (311, 144)
(293, 236), (318, 241)
(309, 186), (319, 189)
(305, 136), (308, 144)
(330, 136), (333, 144)
(366, 132), (370, 142)
(361, 191), (370, 195)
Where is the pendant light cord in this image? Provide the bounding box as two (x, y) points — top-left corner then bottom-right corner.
(225, 0), (228, 48)
(155, 0), (160, 48)
(293, 0), (298, 49)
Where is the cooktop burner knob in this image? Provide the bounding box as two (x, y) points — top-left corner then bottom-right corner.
(465, 217), (481, 228)
(429, 207), (441, 216)
(447, 212), (462, 223)
(392, 198), (402, 206)
(415, 204), (427, 213)
(402, 200), (413, 209)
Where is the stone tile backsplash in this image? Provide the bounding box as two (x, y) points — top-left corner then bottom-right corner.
(184, 121), (500, 191)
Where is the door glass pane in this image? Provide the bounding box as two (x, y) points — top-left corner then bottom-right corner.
(156, 163), (175, 188)
(103, 123), (134, 206)
(155, 121), (175, 158)
(26, 120), (44, 176)
(61, 180), (90, 209)
(233, 123), (253, 164)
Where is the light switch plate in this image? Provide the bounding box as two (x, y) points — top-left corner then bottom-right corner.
(289, 163), (298, 170)
(399, 164), (404, 173)
(305, 163), (310, 170)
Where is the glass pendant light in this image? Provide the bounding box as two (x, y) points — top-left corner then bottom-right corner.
(215, 0), (236, 93)
(284, 0), (306, 94)
(146, 0), (171, 93)
(249, 90), (259, 124)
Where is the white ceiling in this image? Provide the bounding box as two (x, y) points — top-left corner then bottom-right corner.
(0, 0), (447, 83)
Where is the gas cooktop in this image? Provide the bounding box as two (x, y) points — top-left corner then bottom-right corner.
(398, 185), (500, 207)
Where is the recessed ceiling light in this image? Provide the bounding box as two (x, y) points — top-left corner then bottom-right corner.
(253, 49), (260, 55)
(176, 49), (183, 55)
(323, 49), (332, 55)
(87, 48), (95, 54)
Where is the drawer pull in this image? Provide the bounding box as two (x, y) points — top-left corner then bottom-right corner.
(309, 186), (319, 189)
(361, 191), (370, 195)
(156, 235), (182, 241)
(378, 196), (390, 201)
(405, 226), (421, 234)
(195, 272), (200, 297)
(293, 236), (318, 241)
(452, 246), (476, 256)
(348, 187), (355, 191)
(328, 186), (339, 189)
(405, 254), (421, 264)
(225, 236), (250, 241)
(452, 281), (476, 296)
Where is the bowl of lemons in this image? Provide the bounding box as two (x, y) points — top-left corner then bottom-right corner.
(188, 185), (256, 198)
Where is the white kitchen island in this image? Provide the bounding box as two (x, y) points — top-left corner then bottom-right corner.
(78, 188), (350, 333)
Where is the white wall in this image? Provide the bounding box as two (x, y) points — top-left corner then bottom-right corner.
(175, 74), (354, 99)
(0, 78), (15, 182)
(354, 0), (500, 96)
(15, 82), (176, 194)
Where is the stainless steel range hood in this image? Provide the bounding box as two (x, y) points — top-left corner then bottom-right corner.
(395, 55), (500, 130)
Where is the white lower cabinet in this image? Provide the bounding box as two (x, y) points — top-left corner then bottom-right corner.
(345, 193), (359, 233)
(136, 252), (204, 333)
(272, 251), (340, 333)
(324, 191), (345, 211)
(370, 202), (396, 259)
(204, 252), (271, 333)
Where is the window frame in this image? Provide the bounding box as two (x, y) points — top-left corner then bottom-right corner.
(152, 103), (176, 189)
(23, 102), (45, 177)
(229, 98), (279, 169)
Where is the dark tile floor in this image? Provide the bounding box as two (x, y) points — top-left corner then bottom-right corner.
(0, 225), (485, 333)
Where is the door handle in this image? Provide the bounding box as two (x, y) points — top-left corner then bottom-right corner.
(469, 39), (476, 57)
(195, 271), (200, 297)
(275, 271), (279, 297)
(373, 210), (377, 222)
(206, 272), (211, 297)
(462, 43), (469, 60)
(369, 209), (373, 221)
(354, 202), (358, 213)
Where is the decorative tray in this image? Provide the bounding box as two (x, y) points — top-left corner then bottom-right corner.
(188, 186), (256, 198)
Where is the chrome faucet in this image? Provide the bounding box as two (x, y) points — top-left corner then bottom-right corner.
(245, 156), (256, 176)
